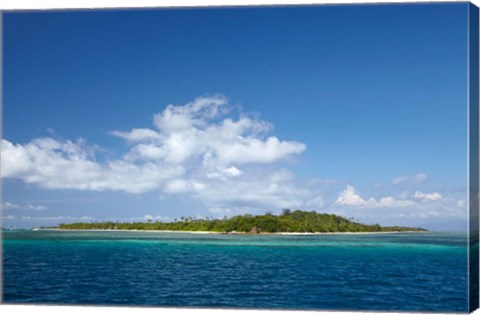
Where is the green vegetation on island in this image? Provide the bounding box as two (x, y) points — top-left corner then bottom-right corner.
(58, 210), (427, 233)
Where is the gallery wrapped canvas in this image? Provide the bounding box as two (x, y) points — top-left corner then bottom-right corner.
(1, 1), (479, 313)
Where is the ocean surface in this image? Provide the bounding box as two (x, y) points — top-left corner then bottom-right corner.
(2, 230), (468, 312)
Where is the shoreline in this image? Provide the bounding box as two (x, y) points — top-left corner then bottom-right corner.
(35, 228), (428, 235)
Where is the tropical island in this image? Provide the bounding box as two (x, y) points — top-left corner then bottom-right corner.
(57, 210), (427, 234)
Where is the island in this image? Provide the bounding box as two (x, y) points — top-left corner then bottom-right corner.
(57, 210), (427, 234)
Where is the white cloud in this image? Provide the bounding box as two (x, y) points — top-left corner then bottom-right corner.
(1, 138), (184, 193)
(109, 129), (163, 142)
(332, 184), (465, 223)
(164, 179), (206, 194)
(335, 185), (415, 208)
(164, 168), (324, 214)
(204, 153), (243, 180)
(3, 201), (47, 211)
(414, 191), (443, 201)
(3, 202), (23, 210)
(117, 96), (305, 165)
(152, 95), (227, 132)
(335, 185), (368, 207)
(1, 95), (309, 212)
(392, 173), (428, 185)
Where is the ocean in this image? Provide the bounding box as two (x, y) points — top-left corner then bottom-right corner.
(2, 230), (468, 312)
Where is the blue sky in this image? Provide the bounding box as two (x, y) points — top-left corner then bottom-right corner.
(1, 3), (470, 230)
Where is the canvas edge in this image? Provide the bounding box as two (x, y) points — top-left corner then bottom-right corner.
(469, 1), (480, 313)
(0, 10), (4, 305)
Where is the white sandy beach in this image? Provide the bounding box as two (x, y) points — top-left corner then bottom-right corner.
(37, 228), (427, 235)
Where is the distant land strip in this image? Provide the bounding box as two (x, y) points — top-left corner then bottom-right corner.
(55, 210), (427, 234)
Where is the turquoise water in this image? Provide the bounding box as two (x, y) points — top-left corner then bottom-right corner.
(2, 231), (468, 312)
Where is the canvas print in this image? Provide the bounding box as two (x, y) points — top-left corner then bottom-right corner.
(1, 2), (479, 313)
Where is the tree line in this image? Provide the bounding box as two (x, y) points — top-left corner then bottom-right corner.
(58, 209), (427, 233)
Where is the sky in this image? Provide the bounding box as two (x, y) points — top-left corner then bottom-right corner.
(1, 3), (471, 230)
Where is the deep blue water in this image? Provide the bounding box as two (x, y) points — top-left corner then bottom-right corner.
(2, 231), (468, 312)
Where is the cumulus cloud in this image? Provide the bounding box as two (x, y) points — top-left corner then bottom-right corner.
(392, 173), (428, 185)
(335, 185), (415, 208)
(331, 184), (468, 225)
(414, 191), (443, 201)
(164, 168), (324, 215)
(335, 185), (367, 207)
(116, 95), (305, 165)
(1, 95), (314, 213)
(1, 138), (184, 193)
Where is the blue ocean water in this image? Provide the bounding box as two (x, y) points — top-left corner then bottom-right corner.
(2, 231), (468, 312)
